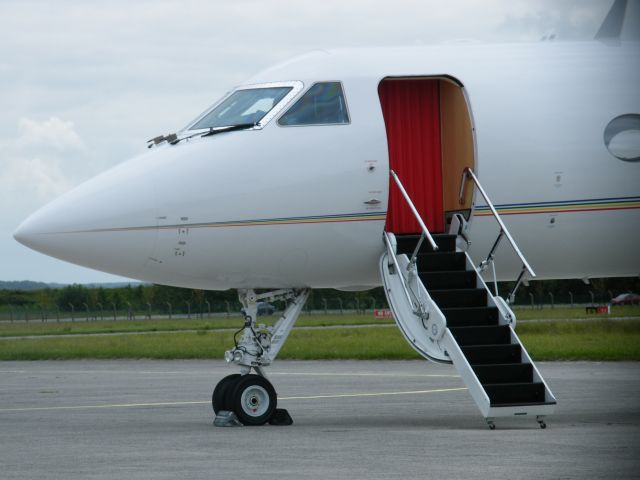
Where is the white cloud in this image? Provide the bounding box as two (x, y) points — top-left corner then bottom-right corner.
(0, 116), (88, 224)
(15, 117), (84, 151)
(1, 156), (71, 204)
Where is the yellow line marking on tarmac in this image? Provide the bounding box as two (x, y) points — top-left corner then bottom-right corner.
(272, 372), (460, 378)
(0, 369), (459, 378)
(0, 387), (467, 413)
(0, 401), (207, 412)
(279, 387), (468, 400)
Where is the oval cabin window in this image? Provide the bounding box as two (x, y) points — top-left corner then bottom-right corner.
(604, 114), (640, 162)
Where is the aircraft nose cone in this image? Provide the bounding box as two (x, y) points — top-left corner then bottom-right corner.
(13, 156), (158, 279)
(13, 196), (76, 252)
(13, 219), (33, 248)
(13, 217), (37, 248)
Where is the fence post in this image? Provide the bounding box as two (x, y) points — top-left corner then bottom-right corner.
(186, 301), (191, 319)
(111, 302), (117, 321)
(205, 300), (211, 318)
(97, 303), (103, 321)
(69, 303), (75, 322)
(322, 298), (327, 315)
(569, 292), (574, 308)
(166, 302), (172, 320)
(548, 292), (554, 309)
(225, 301), (230, 318)
(589, 291), (595, 305)
(337, 298), (343, 315)
(370, 297), (376, 313)
(127, 302), (133, 320)
(529, 293), (535, 310)
(83, 303), (89, 321)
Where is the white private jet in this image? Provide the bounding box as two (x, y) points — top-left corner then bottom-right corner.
(14, 0), (640, 428)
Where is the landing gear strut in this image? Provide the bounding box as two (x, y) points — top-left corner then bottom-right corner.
(212, 288), (309, 426)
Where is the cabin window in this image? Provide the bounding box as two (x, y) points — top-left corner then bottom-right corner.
(278, 82), (349, 126)
(189, 87), (292, 130)
(604, 114), (640, 162)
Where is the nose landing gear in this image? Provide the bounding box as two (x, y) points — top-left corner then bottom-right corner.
(212, 288), (309, 427)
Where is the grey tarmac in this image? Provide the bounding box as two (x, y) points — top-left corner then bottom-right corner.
(0, 360), (638, 479)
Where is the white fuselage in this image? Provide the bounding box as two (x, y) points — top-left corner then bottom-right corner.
(14, 41), (640, 289)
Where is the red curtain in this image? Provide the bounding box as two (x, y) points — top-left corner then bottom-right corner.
(379, 79), (444, 234)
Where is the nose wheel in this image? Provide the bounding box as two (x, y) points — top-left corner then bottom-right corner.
(212, 374), (279, 426)
(212, 373), (241, 414)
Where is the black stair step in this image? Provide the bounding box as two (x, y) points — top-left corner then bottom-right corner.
(473, 363), (533, 384)
(490, 401), (557, 409)
(430, 288), (487, 308)
(441, 306), (500, 327)
(396, 234), (457, 254)
(483, 382), (546, 406)
(463, 344), (522, 365)
(449, 325), (512, 346)
(417, 252), (466, 272)
(420, 270), (477, 290)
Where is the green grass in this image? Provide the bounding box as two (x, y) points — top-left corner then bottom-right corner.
(1, 319), (638, 361)
(516, 319), (640, 361)
(0, 331), (236, 360)
(0, 328), (411, 361)
(2, 306), (638, 338)
(514, 305), (640, 320)
(0, 314), (394, 338)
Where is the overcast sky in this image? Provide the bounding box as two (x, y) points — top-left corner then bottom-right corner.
(0, 0), (614, 284)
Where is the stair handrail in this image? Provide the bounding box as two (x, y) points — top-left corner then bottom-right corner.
(389, 170), (438, 269)
(383, 232), (423, 315)
(459, 167), (536, 302)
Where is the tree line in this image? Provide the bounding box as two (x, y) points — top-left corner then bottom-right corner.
(0, 276), (638, 314)
(0, 284), (387, 314)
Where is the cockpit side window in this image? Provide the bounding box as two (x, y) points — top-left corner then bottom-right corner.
(278, 82), (349, 126)
(189, 87), (292, 130)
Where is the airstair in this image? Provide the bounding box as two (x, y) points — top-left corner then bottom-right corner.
(381, 169), (556, 428)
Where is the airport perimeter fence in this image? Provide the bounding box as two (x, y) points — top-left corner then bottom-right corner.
(0, 290), (630, 323)
(0, 296), (384, 323)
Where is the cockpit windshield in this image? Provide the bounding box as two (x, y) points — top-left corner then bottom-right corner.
(189, 87), (293, 130)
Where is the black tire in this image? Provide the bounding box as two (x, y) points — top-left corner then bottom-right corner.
(229, 374), (277, 426)
(212, 374), (241, 414)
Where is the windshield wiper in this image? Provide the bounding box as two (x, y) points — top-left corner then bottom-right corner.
(147, 133), (178, 148)
(147, 123), (258, 148)
(201, 123), (258, 138)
